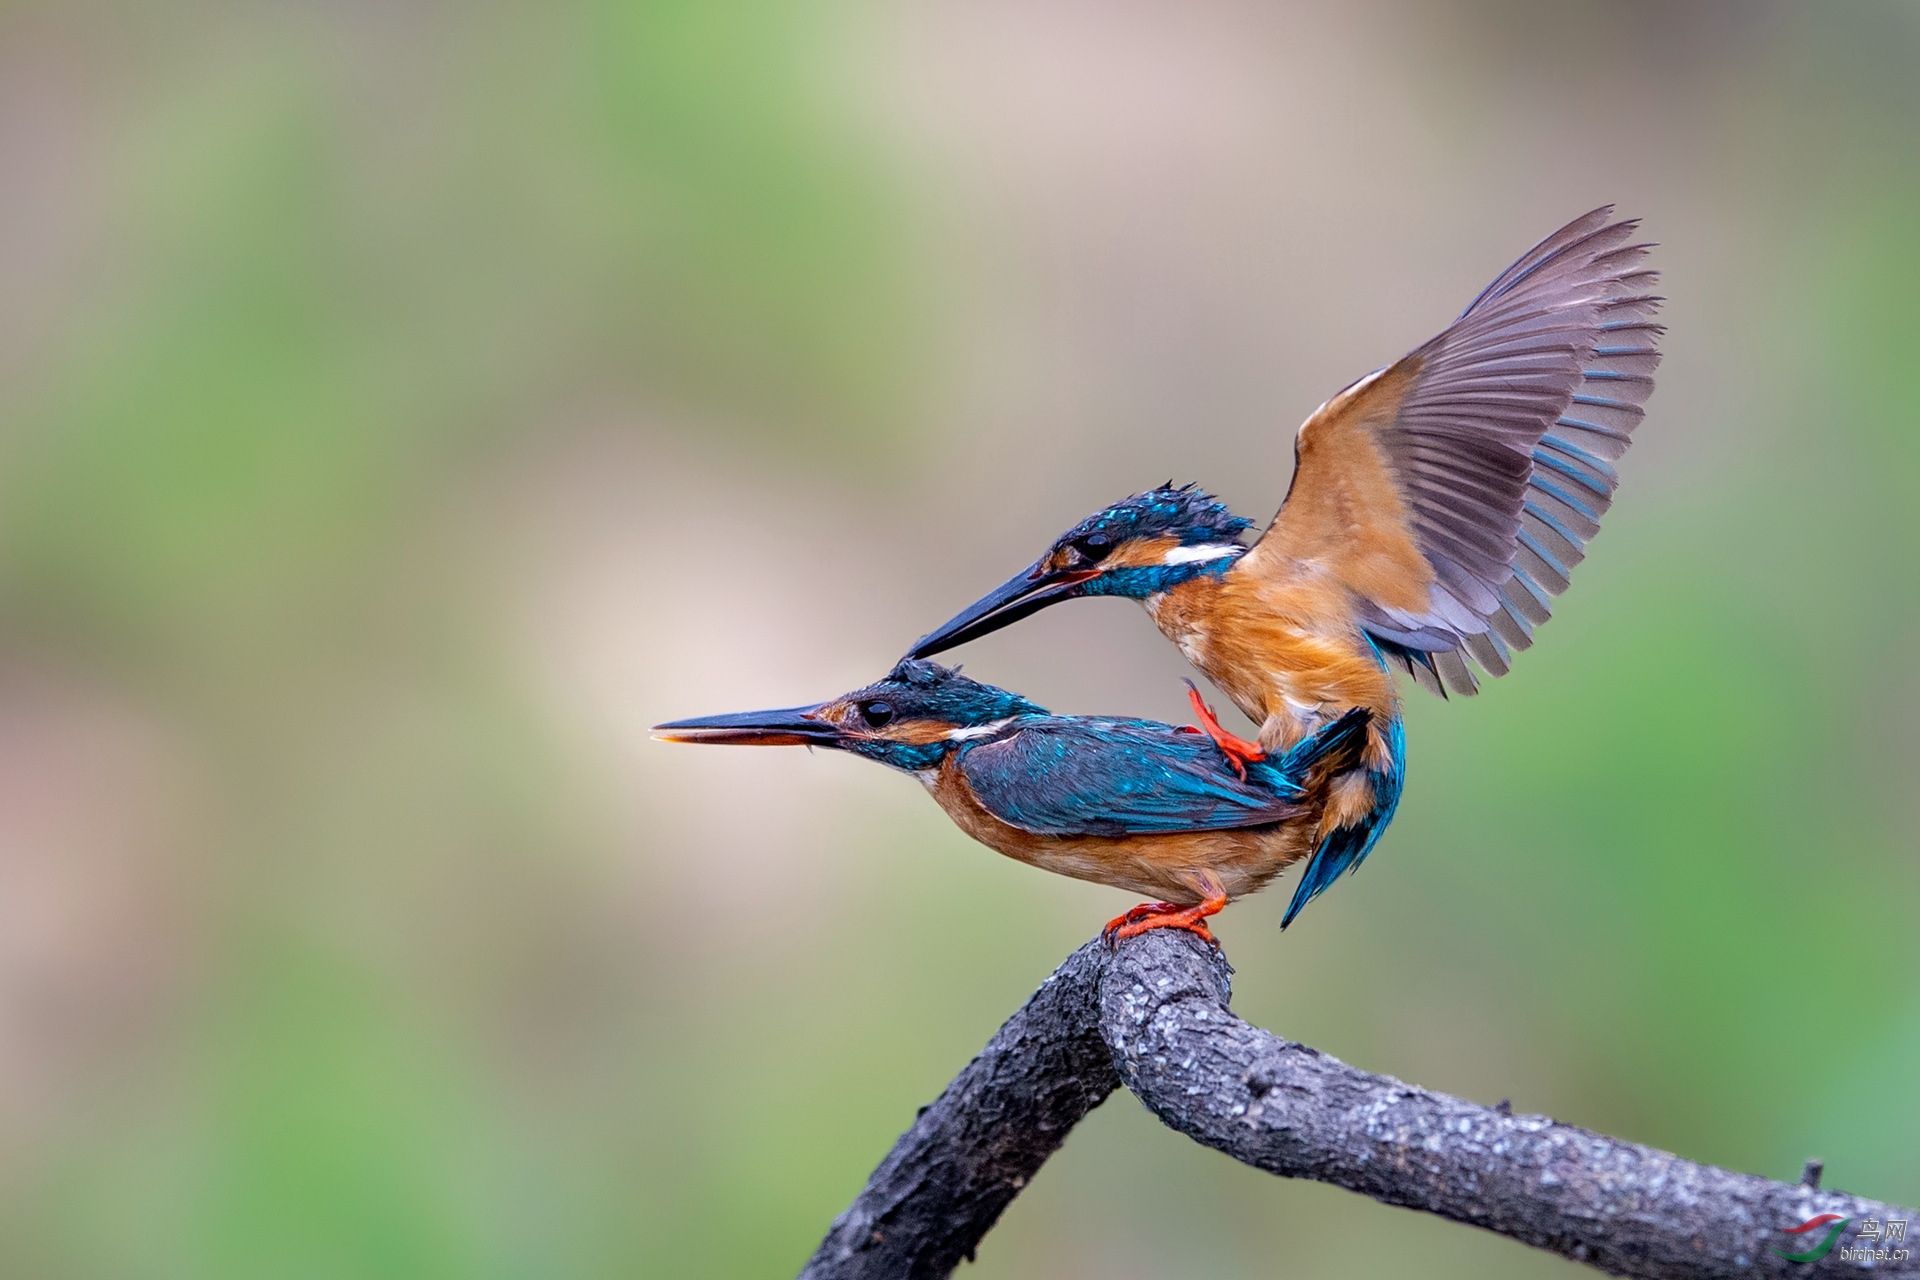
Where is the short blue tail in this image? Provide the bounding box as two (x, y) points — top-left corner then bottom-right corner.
(1280, 714), (1406, 929)
(1273, 707), (1372, 783)
(1246, 706), (1372, 797)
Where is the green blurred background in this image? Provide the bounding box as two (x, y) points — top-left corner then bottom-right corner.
(0, 2), (1914, 1277)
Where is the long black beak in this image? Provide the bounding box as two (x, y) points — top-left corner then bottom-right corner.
(908, 562), (1101, 659)
(651, 704), (840, 747)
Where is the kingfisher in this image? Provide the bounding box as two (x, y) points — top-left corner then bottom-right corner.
(653, 659), (1371, 943)
(908, 207), (1662, 926)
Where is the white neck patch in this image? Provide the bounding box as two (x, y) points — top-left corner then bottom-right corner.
(1162, 543), (1242, 566)
(945, 717), (1014, 741)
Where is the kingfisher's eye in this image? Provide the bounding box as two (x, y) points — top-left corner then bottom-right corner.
(859, 701), (894, 728)
(1072, 532), (1113, 561)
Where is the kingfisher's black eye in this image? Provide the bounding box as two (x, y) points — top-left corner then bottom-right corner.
(1072, 532), (1113, 561)
(859, 700), (894, 728)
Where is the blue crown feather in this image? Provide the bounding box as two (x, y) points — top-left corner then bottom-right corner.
(1065, 483), (1253, 548)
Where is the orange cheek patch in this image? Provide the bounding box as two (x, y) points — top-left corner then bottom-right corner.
(884, 720), (959, 746)
(1106, 534), (1181, 570)
(1043, 534), (1183, 575)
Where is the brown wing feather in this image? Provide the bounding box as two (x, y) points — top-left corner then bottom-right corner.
(1242, 207), (1662, 695)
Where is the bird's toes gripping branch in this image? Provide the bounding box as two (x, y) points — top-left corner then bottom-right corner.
(1103, 894), (1229, 948)
(1103, 901), (1182, 936)
(1182, 680), (1266, 780)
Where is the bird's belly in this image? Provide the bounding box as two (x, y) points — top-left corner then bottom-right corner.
(926, 766), (1318, 902)
(1017, 826), (1319, 903)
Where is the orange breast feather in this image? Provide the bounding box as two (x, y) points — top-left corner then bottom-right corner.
(1150, 564), (1399, 755)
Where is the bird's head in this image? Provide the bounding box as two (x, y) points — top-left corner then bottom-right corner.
(652, 659), (1045, 773)
(909, 484), (1251, 658)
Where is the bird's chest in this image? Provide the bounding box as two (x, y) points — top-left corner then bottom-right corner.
(1143, 581), (1225, 678)
(923, 758), (1042, 862)
(1148, 572), (1397, 750)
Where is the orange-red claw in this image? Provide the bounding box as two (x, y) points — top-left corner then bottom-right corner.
(1182, 680), (1265, 780)
(1103, 901), (1181, 941)
(1106, 895), (1228, 948)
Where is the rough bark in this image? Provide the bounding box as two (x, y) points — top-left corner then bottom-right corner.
(798, 941), (1118, 1280)
(802, 929), (1919, 1279)
(1104, 929), (1917, 1278)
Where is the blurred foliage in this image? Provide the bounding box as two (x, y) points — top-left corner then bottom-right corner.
(1, 0), (921, 693)
(0, 2), (1913, 1279)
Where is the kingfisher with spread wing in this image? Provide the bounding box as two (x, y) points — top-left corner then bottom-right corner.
(655, 660), (1371, 943)
(909, 208), (1662, 928)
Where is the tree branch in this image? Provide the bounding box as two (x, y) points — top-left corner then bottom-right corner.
(802, 929), (1918, 1279)
(798, 942), (1118, 1280)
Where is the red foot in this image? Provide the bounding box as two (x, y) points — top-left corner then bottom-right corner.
(1184, 680), (1266, 780)
(1103, 894), (1229, 948)
(1103, 901), (1182, 936)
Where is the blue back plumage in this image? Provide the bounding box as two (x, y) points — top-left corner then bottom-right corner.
(957, 719), (1293, 837)
(955, 705), (1370, 839)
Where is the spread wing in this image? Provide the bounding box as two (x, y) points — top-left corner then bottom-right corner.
(1242, 207), (1662, 696)
(957, 720), (1305, 838)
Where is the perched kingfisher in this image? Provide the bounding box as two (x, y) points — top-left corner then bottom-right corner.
(909, 207), (1662, 926)
(653, 659), (1371, 943)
